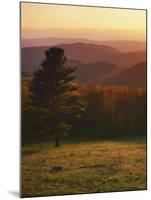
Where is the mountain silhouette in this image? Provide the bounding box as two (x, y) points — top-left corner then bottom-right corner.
(22, 43), (146, 87)
(22, 37), (145, 52)
(22, 43), (146, 72)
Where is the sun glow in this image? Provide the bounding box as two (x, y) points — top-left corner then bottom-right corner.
(21, 2), (146, 41)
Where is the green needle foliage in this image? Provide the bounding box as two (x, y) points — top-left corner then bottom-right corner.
(29, 47), (86, 147)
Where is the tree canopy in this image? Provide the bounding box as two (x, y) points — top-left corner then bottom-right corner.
(29, 47), (85, 147)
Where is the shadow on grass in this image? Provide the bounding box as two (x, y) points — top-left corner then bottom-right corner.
(22, 127), (146, 148)
(22, 135), (146, 150)
(63, 135), (146, 146)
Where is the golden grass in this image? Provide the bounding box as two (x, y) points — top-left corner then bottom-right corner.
(21, 138), (146, 197)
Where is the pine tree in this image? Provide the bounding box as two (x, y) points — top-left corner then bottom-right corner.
(29, 47), (85, 147)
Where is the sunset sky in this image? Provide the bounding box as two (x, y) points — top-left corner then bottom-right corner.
(21, 2), (146, 41)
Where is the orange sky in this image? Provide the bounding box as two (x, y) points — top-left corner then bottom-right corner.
(21, 2), (146, 41)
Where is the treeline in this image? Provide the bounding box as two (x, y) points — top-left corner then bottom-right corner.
(73, 85), (146, 138)
(22, 80), (146, 143)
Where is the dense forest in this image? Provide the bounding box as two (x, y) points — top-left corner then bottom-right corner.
(22, 76), (146, 143)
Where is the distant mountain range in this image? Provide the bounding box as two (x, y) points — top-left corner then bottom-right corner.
(22, 37), (146, 52)
(21, 42), (146, 87)
(22, 43), (146, 70)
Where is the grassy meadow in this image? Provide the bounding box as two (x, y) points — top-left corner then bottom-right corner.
(21, 137), (146, 197)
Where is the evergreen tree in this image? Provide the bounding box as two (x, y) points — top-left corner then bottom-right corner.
(29, 47), (85, 147)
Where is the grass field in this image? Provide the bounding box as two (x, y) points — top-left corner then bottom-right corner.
(21, 137), (146, 197)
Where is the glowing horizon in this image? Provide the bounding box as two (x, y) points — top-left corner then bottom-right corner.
(21, 2), (146, 41)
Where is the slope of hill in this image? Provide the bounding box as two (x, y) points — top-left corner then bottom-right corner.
(93, 61), (146, 87)
(59, 43), (121, 63)
(76, 61), (120, 83)
(107, 49), (146, 68)
(111, 61), (146, 87)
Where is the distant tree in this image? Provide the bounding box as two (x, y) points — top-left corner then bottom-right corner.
(29, 47), (85, 147)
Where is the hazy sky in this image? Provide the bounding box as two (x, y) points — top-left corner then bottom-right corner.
(21, 2), (146, 41)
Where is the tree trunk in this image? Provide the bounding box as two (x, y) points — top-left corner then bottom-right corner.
(55, 134), (60, 148)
